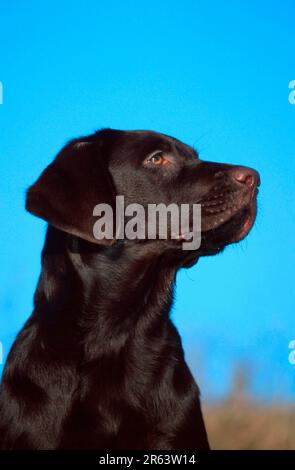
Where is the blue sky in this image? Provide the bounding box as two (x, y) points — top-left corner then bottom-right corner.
(0, 0), (294, 401)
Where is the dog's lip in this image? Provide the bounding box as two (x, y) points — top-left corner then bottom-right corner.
(227, 202), (257, 243)
(174, 183), (259, 246)
(201, 197), (257, 248)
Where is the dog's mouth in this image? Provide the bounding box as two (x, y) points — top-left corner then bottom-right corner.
(230, 202), (257, 242)
(199, 185), (259, 254)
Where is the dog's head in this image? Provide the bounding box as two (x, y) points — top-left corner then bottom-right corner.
(26, 128), (259, 263)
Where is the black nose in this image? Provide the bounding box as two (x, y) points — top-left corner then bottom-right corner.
(228, 166), (260, 188)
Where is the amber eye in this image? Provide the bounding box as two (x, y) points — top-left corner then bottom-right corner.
(146, 151), (166, 166)
(150, 154), (163, 165)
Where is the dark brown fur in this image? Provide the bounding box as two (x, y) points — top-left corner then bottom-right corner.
(0, 129), (259, 449)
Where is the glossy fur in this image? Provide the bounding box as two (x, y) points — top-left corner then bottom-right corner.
(0, 129), (259, 449)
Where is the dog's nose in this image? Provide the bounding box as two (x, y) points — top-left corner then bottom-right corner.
(229, 166), (260, 188)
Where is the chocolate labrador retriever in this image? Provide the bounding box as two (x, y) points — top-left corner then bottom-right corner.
(0, 129), (259, 450)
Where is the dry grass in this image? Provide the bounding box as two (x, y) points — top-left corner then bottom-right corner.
(203, 368), (295, 449)
(204, 398), (295, 449)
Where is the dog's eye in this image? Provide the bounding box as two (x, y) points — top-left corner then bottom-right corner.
(145, 151), (169, 167)
(150, 154), (163, 165)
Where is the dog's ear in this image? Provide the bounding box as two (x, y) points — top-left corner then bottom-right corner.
(26, 132), (117, 245)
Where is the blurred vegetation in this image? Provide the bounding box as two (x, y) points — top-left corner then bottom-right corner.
(203, 367), (295, 450)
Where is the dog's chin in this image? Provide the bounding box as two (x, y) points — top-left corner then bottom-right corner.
(200, 201), (257, 256)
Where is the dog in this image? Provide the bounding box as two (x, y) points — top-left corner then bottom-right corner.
(0, 128), (259, 449)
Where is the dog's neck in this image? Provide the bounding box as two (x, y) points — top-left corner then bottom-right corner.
(34, 226), (178, 361)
